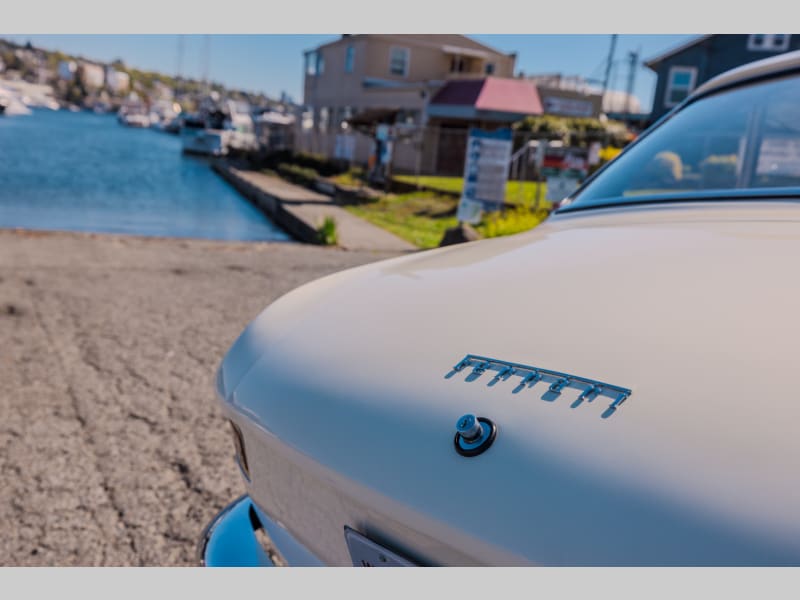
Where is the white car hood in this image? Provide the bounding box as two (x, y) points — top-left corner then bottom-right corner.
(221, 201), (800, 565)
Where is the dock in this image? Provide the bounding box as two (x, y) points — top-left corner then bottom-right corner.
(213, 163), (416, 253)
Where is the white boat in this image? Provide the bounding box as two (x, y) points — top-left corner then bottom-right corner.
(225, 100), (258, 152)
(0, 86), (33, 116)
(123, 113), (150, 127)
(179, 101), (258, 156)
(180, 114), (225, 156)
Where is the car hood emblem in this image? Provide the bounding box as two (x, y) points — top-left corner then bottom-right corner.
(448, 354), (632, 419)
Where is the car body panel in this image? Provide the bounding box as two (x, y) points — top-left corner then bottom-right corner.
(218, 201), (800, 565)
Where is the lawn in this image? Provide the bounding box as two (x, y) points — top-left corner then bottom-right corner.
(394, 175), (549, 207)
(345, 191), (460, 249)
(345, 190), (551, 250)
(267, 165), (551, 250)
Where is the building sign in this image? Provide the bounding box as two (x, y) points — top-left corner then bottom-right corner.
(545, 174), (581, 203)
(542, 95), (595, 118)
(457, 128), (513, 224)
(587, 141), (602, 166)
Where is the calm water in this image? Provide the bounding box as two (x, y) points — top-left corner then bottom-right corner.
(0, 109), (290, 241)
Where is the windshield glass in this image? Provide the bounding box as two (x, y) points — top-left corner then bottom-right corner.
(566, 74), (800, 210)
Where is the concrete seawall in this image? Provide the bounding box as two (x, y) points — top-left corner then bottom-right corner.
(212, 161), (416, 253)
(212, 161), (321, 244)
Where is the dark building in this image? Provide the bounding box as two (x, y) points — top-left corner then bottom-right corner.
(646, 34), (800, 121)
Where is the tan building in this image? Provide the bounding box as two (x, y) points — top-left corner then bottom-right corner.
(298, 34), (516, 172)
(79, 62), (105, 90)
(105, 68), (131, 94)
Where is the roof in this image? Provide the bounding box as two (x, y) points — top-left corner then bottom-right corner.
(644, 35), (714, 70)
(308, 34), (513, 58)
(429, 77), (543, 116)
(692, 49), (800, 97)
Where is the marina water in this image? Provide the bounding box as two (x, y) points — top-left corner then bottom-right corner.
(0, 109), (290, 241)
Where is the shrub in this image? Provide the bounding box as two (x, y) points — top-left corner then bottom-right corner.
(514, 115), (630, 147)
(317, 216), (338, 246)
(479, 207), (548, 239)
(277, 163), (319, 185)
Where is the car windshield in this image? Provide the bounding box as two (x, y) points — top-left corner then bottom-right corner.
(565, 73), (800, 210)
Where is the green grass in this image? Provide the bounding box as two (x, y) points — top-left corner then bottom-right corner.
(344, 190), (550, 249)
(269, 170), (551, 250)
(345, 191), (460, 249)
(394, 175), (550, 207)
(329, 169), (365, 188)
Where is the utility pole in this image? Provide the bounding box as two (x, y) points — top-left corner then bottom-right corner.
(625, 49), (639, 116)
(202, 35), (211, 95)
(601, 34), (618, 104)
(176, 35), (184, 79)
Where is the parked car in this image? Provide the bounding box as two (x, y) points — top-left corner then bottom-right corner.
(200, 51), (800, 566)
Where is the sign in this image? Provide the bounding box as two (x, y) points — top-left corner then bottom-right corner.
(376, 124), (392, 141)
(375, 124), (394, 166)
(541, 95), (596, 118)
(587, 141), (602, 166)
(334, 134), (356, 161)
(546, 174), (581, 203)
(457, 128), (513, 224)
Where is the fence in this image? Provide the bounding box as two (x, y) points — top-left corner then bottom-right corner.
(293, 124), (597, 184)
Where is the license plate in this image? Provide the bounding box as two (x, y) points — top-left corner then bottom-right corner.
(344, 527), (416, 567)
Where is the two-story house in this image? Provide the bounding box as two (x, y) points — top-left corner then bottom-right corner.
(646, 34), (800, 121)
(298, 34), (517, 173)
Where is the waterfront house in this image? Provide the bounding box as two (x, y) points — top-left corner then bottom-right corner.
(58, 60), (77, 81)
(79, 62), (105, 90)
(106, 68), (130, 94)
(297, 34), (517, 173)
(646, 34), (800, 120)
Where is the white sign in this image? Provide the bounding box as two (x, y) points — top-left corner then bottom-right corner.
(546, 175), (581, 203)
(457, 128), (513, 224)
(542, 96), (595, 117)
(588, 141), (602, 166)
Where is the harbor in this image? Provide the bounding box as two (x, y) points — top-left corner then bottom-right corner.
(0, 108), (290, 242)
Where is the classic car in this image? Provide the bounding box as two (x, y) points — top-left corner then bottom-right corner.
(199, 50), (800, 566)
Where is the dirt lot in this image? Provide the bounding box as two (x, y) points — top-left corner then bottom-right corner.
(0, 230), (400, 566)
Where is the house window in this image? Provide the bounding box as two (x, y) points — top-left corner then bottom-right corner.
(300, 108), (314, 131)
(485, 63), (495, 75)
(345, 45), (355, 73)
(664, 66), (697, 108)
(389, 47), (410, 77)
(748, 34), (791, 52)
(305, 50), (324, 76)
(305, 51), (317, 76)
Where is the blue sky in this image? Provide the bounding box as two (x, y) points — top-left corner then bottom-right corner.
(5, 34), (693, 111)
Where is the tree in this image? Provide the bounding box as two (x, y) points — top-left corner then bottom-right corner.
(514, 114), (630, 148)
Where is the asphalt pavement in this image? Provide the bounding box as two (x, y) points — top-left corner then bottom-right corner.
(0, 229), (401, 566)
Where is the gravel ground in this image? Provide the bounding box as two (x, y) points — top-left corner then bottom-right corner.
(0, 229), (401, 566)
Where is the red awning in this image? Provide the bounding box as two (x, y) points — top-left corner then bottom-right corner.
(429, 77), (543, 117)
